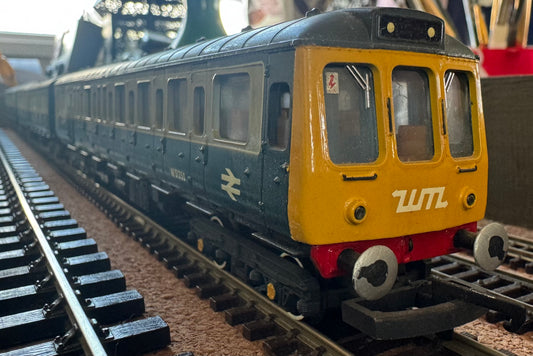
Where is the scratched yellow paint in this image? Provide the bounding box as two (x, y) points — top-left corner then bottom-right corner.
(288, 46), (487, 245)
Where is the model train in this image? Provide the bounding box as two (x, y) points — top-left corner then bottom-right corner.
(3, 7), (508, 331)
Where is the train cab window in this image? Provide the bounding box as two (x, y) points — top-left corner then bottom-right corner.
(268, 82), (291, 150)
(444, 71), (474, 158)
(392, 67), (434, 162)
(193, 86), (205, 135)
(216, 73), (250, 143)
(137, 82), (150, 127)
(128, 90), (135, 124)
(155, 89), (163, 129)
(115, 85), (125, 123)
(323, 64), (378, 164)
(168, 79), (187, 133)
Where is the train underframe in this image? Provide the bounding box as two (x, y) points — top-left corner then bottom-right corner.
(24, 133), (516, 340)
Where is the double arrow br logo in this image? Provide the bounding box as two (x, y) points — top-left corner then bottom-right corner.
(221, 168), (241, 201)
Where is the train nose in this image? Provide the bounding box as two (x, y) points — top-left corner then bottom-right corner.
(338, 246), (398, 300)
(453, 223), (509, 270)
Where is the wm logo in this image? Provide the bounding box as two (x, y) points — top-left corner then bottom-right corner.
(392, 187), (448, 213)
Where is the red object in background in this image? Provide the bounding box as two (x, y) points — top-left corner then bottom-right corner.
(478, 46), (533, 76)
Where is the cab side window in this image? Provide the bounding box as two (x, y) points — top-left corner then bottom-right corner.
(268, 82), (291, 150)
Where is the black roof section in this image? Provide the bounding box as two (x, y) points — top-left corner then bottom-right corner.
(57, 7), (475, 84)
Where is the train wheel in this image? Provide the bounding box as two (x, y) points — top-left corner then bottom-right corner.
(352, 245), (398, 300)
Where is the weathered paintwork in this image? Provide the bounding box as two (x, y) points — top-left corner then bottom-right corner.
(5, 7), (488, 283)
(288, 46), (487, 246)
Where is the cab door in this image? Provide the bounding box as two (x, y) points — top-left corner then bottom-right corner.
(189, 73), (208, 195)
(132, 80), (153, 174)
(163, 76), (191, 191)
(262, 81), (292, 235)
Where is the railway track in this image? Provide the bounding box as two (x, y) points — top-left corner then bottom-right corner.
(429, 226), (533, 335)
(504, 233), (533, 273)
(9, 133), (515, 356)
(72, 166), (352, 356)
(0, 132), (170, 355)
(431, 253), (533, 334)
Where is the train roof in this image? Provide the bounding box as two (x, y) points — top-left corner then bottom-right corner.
(56, 7), (475, 84)
(5, 77), (56, 94)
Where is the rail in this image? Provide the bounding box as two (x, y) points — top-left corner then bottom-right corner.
(0, 138), (107, 355)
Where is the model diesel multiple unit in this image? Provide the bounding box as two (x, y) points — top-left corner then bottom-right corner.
(4, 7), (508, 337)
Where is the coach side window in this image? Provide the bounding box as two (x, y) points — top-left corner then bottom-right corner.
(84, 86), (91, 117)
(107, 90), (113, 122)
(155, 89), (163, 129)
(115, 85), (125, 123)
(93, 89), (98, 118)
(215, 73), (250, 143)
(193, 86), (205, 135)
(268, 83), (291, 150)
(102, 87), (107, 121)
(128, 90), (135, 124)
(168, 79), (187, 133)
(137, 82), (150, 127)
(78, 90), (83, 117)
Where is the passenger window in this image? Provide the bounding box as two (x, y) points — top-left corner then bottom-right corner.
(216, 73), (250, 143)
(445, 71), (474, 157)
(115, 85), (125, 123)
(168, 79), (187, 133)
(128, 90), (135, 124)
(107, 91), (113, 122)
(155, 89), (163, 129)
(392, 67), (434, 162)
(93, 89), (98, 118)
(102, 87), (107, 121)
(193, 87), (205, 135)
(84, 87), (91, 117)
(137, 82), (150, 126)
(324, 64), (378, 164)
(268, 83), (291, 150)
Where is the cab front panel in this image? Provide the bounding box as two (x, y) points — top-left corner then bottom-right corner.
(288, 46), (487, 248)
